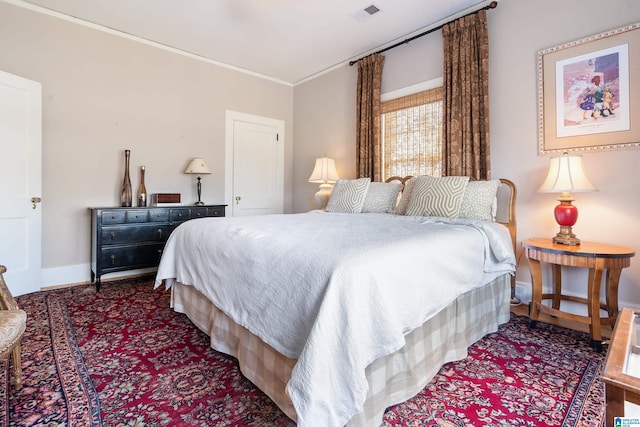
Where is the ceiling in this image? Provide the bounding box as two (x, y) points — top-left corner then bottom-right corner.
(19, 0), (488, 85)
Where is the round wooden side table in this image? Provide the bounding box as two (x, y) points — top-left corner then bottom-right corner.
(522, 237), (635, 352)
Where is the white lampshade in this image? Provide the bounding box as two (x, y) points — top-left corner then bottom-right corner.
(539, 153), (597, 193)
(184, 158), (212, 175)
(308, 157), (339, 184)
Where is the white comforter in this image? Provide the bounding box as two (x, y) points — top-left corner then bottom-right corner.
(155, 211), (515, 427)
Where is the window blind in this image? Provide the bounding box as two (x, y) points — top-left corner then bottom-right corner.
(381, 87), (443, 180)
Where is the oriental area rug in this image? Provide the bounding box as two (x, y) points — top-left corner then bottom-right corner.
(0, 276), (605, 426)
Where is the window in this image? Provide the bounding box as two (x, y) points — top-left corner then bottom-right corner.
(381, 87), (444, 180)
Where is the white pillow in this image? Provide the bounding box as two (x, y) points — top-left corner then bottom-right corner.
(361, 181), (402, 213)
(394, 177), (416, 215)
(405, 175), (469, 218)
(325, 178), (371, 213)
(458, 180), (501, 221)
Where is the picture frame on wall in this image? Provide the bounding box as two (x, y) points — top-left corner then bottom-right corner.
(537, 22), (640, 154)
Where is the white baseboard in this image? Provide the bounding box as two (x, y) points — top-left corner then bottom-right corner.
(42, 264), (157, 289)
(514, 280), (532, 305)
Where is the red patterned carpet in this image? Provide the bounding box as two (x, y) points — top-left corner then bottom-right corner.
(0, 276), (605, 426)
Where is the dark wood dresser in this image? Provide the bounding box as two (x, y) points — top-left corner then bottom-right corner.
(90, 205), (225, 290)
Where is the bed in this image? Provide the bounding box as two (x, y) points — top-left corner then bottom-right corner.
(155, 175), (517, 427)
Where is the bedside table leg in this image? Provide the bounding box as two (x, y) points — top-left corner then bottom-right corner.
(95, 277), (101, 292)
(591, 339), (603, 353)
(528, 257), (543, 329)
(527, 302), (537, 328)
(551, 264), (562, 310)
(587, 264), (604, 352)
(606, 268), (622, 318)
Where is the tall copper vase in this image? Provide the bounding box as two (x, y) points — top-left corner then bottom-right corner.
(121, 149), (133, 207)
(137, 166), (147, 207)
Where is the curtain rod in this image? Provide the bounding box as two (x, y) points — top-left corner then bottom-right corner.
(349, 1), (498, 66)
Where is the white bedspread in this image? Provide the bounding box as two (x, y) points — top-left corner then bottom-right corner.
(155, 211), (515, 427)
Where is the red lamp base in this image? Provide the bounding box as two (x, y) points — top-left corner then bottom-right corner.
(552, 199), (580, 245)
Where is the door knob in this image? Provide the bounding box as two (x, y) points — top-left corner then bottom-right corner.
(235, 196), (241, 205)
(31, 197), (42, 209)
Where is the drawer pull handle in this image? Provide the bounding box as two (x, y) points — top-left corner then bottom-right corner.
(196, 212), (202, 217)
(110, 255), (116, 265)
(157, 229), (163, 239)
(110, 232), (115, 241)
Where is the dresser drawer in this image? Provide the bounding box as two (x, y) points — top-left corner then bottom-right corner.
(207, 206), (224, 217)
(126, 210), (149, 223)
(191, 207), (209, 219)
(170, 208), (191, 222)
(100, 243), (165, 270)
(149, 209), (169, 222)
(101, 224), (171, 245)
(101, 210), (126, 225)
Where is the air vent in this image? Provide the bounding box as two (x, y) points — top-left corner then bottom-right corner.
(350, 4), (381, 21)
(364, 5), (380, 15)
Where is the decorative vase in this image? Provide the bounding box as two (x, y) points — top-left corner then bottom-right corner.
(121, 149), (132, 207)
(137, 166), (147, 207)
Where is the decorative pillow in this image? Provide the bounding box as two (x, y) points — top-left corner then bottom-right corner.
(458, 180), (501, 221)
(325, 178), (371, 213)
(405, 175), (469, 218)
(361, 181), (403, 213)
(394, 177), (416, 215)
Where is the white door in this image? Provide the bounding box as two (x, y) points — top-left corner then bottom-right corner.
(225, 111), (284, 217)
(0, 70), (42, 296)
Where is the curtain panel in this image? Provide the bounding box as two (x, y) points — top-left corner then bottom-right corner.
(356, 54), (385, 181)
(442, 10), (491, 180)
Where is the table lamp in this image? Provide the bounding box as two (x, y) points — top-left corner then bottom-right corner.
(538, 152), (597, 245)
(308, 157), (339, 209)
(184, 158), (212, 206)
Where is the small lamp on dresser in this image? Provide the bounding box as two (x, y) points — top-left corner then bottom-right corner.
(184, 158), (212, 206)
(308, 157), (340, 209)
(538, 152), (597, 245)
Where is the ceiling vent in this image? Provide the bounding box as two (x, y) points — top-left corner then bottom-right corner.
(351, 4), (381, 22)
(364, 5), (380, 15)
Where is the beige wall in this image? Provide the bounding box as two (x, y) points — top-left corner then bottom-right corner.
(293, 0), (640, 309)
(0, 2), (293, 285)
(293, 65), (358, 212)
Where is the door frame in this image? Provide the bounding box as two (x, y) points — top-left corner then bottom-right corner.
(225, 110), (285, 216)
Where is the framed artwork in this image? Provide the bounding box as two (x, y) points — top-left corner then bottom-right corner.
(537, 22), (640, 154)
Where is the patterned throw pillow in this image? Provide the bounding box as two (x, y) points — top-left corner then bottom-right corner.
(361, 181), (403, 213)
(325, 178), (371, 213)
(458, 180), (501, 221)
(394, 177), (415, 215)
(405, 175), (469, 218)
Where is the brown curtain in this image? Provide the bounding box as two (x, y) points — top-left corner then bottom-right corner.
(356, 54), (385, 181)
(442, 10), (490, 179)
